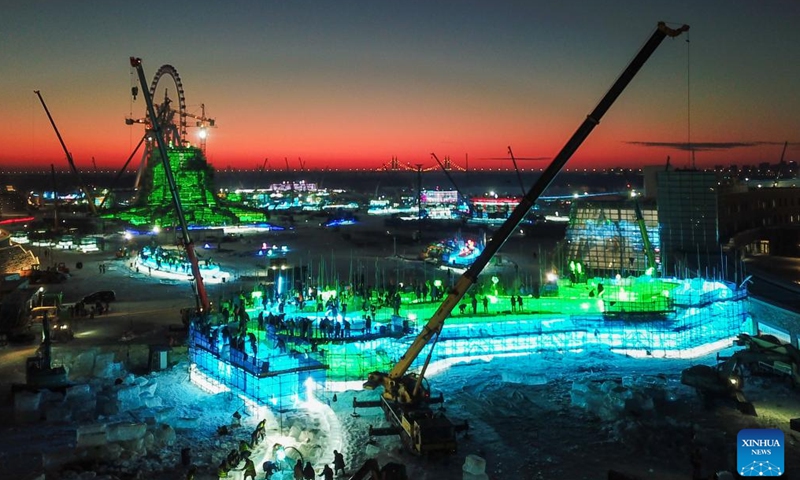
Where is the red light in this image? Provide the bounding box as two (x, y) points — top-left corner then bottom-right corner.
(0, 216), (34, 225)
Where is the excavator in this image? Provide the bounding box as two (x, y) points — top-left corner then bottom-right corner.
(354, 22), (689, 455)
(680, 354), (755, 415)
(681, 333), (800, 415)
(731, 333), (800, 386)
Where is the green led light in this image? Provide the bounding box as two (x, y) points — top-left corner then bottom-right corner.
(105, 146), (267, 227)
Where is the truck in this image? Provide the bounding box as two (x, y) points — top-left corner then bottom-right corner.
(353, 21), (689, 455)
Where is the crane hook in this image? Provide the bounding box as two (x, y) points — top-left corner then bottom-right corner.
(131, 86), (139, 100)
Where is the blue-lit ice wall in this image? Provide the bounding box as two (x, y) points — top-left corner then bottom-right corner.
(189, 278), (748, 404)
(189, 328), (327, 410)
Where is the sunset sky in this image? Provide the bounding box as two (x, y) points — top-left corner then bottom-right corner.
(1, 1), (797, 172)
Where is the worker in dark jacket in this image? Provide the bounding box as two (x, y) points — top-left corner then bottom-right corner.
(303, 461), (315, 480)
(294, 459), (304, 480)
(333, 450), (346, 476)
(242, 457), (257, 480)
(319, 464), (334, 480)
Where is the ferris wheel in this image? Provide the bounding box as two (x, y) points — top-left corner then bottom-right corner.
(125, 63), (215, 192)
(146, 64), (187, 147)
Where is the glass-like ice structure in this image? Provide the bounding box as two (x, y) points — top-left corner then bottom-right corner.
(189, 274), (749, 410)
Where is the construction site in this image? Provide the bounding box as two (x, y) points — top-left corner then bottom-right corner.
(3, 19), (800, 480)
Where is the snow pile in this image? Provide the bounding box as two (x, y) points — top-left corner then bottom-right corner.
(569, 377), (655, 421)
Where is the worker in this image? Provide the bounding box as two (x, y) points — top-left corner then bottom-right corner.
(471, 295), (478, 314)
(252, 418), (266, 445)
(333, 450), (346, 476)
(218, 459), (231, 478)
(319, 464), (334, 480)
(482, 296), (489, 313)
(239, 439), (252, 456)
(294, 459), (304, 480)
(263, 460), (279, 478)
(232, 410), (242, 427)
(303, 461), (315, 480)
(227, 449), (241, 468)
(242, 457), (257, 480)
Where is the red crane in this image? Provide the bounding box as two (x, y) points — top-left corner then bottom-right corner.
(129, 57), (210, 314)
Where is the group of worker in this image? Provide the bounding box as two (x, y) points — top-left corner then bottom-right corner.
(292, 450), (346, 480)
(215, 417), (267, 479)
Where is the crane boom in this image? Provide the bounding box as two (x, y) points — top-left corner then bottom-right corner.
(384, 21), (688, 384)
(360, 22), (688, 455)
(34, 90), (99, 215)
(130, 57), (210, 314)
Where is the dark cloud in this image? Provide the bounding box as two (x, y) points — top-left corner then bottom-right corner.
(625, 141), (789, 152)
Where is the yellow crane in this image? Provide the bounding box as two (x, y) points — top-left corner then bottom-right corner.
(354, 21), (689, 455)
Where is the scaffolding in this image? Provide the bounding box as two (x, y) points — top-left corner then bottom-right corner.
(186, 191), (750, 407)
(565, 199), (660, 277)
(188, 274), (748, 405)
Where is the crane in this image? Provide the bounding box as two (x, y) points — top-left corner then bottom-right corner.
(633, 199), (657, 275)
(34, 90), (99, 215)
(130, 57), (210, 314)
(183, 103), (216, 154)
(355, 21), (689, 455)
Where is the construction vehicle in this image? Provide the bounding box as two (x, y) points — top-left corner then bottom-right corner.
(34, 91), (98, 215)
(130, 57), (210, 317)
(23, 311), (70, 391)
(354, 22), (689, 455)
(680, 356), (755, 415)
(731, 333), (800, 386)
(681, 333), (800, 415)
(347, 459), (408, 480)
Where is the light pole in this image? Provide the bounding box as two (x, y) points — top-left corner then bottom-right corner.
(415, 163), (423, 241)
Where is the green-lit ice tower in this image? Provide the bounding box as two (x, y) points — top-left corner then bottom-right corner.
(112, 145), (266, 227)
(107, 63), (266, 228)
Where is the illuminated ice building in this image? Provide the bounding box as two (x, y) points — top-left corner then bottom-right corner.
(189, 193), (750, 410)
(110, 146), (266, 228)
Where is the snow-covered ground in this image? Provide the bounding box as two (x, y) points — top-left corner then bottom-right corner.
(3, 341), (799, 480)
(3, 222), (799, 479)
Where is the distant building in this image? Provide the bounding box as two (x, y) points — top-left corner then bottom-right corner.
(720, 185), (800, 256)
(645, 167), (800, 272)
(655, 170), (720, 275)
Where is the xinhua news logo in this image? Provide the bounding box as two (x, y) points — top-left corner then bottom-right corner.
(738, 428), (784, 477)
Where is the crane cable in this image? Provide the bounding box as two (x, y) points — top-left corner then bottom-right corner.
(130, 67), (137, 154)
(686, 29), (693, 168)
